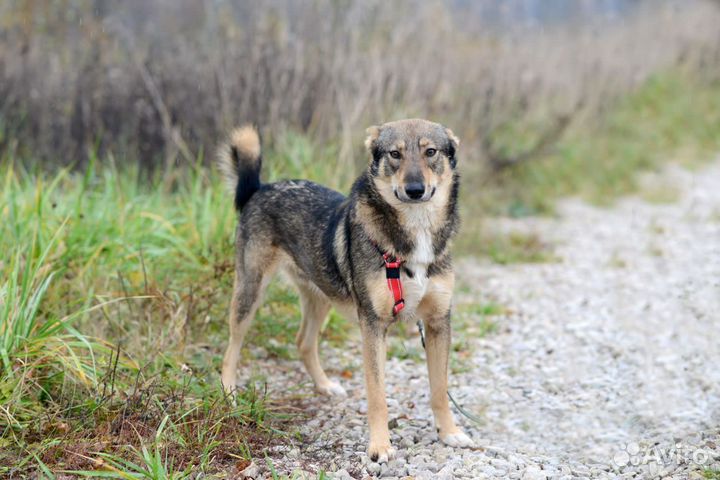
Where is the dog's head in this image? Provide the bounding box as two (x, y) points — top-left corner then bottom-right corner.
(365, 119), (459, 204)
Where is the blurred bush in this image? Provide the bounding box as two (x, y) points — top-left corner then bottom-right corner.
(1, 0), (720, 174)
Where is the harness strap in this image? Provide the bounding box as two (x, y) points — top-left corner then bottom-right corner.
(382, 252), (405, 316)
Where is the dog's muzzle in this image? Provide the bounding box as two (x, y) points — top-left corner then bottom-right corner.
(395, 184), (436, 203)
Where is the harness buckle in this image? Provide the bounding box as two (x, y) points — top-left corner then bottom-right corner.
(382, 253), (402, 269)
(392, 299), (405, 316)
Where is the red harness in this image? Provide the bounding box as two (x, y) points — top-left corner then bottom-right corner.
(381, 252), (405, 316)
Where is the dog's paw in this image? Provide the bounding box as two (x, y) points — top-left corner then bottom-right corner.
(368, 443), (395, 463)
(440, 430), (474, 448)
(222, 386), (239, 407)
(316, 381), (347, 398)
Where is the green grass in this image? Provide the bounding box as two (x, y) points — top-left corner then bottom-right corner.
(0, 224), (125, 439)
(456, 229), (557, 264)
(265, 131), (347, 190)
(457, 70), (720, 260)
(385, 301), (505, 372)
(638, 181), (681, 204)
(387, 338), (425, 363)
(454, 303), (504, 340)
(451, 302), (505, 374)
(0, 162), (315, 477)
(0, 152), (354, 477)
(466, 71), (720, 217)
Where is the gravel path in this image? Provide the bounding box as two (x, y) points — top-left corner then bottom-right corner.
(239, 161), (720, 479)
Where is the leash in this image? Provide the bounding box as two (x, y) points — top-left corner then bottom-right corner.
(416, 320), (484, 425)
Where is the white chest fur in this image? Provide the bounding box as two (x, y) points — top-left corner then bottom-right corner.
(398, 217), (435, 319)
(400, 263), (428, 318)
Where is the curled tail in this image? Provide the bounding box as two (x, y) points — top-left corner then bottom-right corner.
(217, 125), (262, 211)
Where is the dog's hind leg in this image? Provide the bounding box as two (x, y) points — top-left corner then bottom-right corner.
(221, 250), (277, 395)
(296, 284), (347, 397)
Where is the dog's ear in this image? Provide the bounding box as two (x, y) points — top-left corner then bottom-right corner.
(365, 126), (383, 172)
(365, 125), (381, 152)
(445, 127), (460, 168)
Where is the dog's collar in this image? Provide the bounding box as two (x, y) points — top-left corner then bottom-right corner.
(371, 241), (405, 316)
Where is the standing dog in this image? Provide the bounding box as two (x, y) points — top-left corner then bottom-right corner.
(218, 119), (473, 462)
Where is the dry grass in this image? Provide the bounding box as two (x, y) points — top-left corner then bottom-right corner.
(1, 0), (719, 179)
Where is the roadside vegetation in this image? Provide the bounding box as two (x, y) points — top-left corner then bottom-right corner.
(457, 70), (720, 256)
(471, 72), (720, 216)
(0, 162), (302, 477)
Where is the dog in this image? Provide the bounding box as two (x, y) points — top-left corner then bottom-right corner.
(218, 119), (473, 462)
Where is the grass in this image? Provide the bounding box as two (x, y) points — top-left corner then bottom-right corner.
(0, 234), (104, 441)
(704, 469), (720, 480)
(457, 70), (720, 259)
(2, 69), (719, 477)
(638, 184), (681, 204)
(0, 162), (326, 477)
(450, 303), (505, 375)
(466, 71), (720, 218)
(453, 303), (504, 342)
(456, 229), (557, 264)
(386, 301), (505, 376)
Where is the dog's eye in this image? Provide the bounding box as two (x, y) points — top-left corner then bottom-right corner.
(425, 148), (437, 157)
(389, 150), (401, 159)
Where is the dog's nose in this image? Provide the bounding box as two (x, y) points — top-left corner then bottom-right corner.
(404, 182), (425, 200)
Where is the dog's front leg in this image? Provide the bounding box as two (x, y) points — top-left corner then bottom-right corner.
(420, 273), (474, 448)
(423, 311), (473, 447)
(359, 318), (394, 463)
